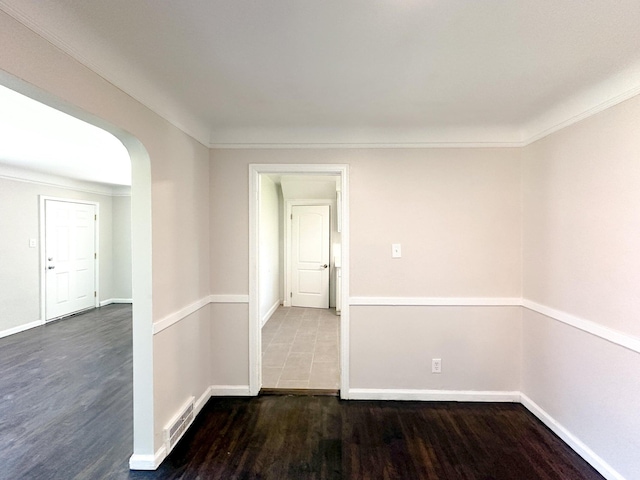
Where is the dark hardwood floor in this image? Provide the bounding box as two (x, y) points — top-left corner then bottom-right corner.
(0, 306), (604, 480)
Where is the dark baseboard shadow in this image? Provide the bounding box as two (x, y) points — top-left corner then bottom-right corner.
(260, 388), (339, 397)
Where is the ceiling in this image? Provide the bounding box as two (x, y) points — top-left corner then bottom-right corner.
(0, 84), (131, 186)
(2, 1), (640, 147)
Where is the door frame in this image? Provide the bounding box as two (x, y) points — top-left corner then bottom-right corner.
(39, 196), (100, 321)
(284, 200), (334, 308)
(249, 164), (350, 398)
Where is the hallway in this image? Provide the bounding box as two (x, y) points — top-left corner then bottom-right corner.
(261, 306), (340, 390)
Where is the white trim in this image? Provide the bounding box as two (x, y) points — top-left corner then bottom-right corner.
(0, 163), (131, 196)
(210, 141), (524, 149)
(522, 299), (640, 354)
(261, 299), (280, 328)
(522, 75), (640, 147)
(520, 393), (625, 480)
(129, 447), (167, 471)
(348, 388), (520, 402)
(209, 385), (252, 396)
(0, 319), (44, 339)
(194, 386), (213, 414)
(151, 295), (250, 335)
(209, 294), (249, 304)
(338, 169), (350, 398)
(99, 298), (133, 307)
(349, 296), (521, 307)
(152, 297), (210, 335)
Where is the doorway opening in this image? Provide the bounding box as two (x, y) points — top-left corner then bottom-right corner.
(0, 75), (154, 463)
(249, 164), (349, 397)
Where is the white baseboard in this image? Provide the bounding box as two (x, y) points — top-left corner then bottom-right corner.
(348, 388), (520, 402)
(130, 386), (212, 472)
(0, 319), (44, 339)
(209, 385), (252, 396)
(99, 298), (133, 307)
(129, 446), (167, 471)
(194, 386), (213, 414)
(520, 393), (624, 480)
(261, 300), (281, 327)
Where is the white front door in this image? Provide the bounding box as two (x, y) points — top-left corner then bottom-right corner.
(291, 205), (330, 308)
(45, 199), (97, 320)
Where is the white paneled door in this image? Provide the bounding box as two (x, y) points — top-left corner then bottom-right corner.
(45, 199), (97, 320)
(291, 205), (330, 308)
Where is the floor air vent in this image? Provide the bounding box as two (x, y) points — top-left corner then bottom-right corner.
(164, 396), (195, 452)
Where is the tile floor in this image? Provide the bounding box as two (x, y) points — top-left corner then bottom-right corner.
(262, 306), (340, 389)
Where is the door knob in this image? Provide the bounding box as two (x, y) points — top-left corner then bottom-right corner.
(48, 266), (55, 270)
(322, 264), (328, 269)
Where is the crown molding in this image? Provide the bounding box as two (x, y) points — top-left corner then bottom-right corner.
(521, 63), (640, 146)
(208, 125), (524, 149)
(0, 3), (210, 147)
(209, 141), (525, 149)
(0, 163), (131, 196)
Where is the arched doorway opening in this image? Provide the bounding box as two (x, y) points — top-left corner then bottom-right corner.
(0, 73), (154, 464)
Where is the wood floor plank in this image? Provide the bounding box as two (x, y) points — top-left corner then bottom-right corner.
(0, 306), (605, 480)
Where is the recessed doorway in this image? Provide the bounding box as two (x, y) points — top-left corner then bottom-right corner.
(249, 164), (350, 397)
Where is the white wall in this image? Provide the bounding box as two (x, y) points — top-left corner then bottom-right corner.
(522, 93), (640, 479)
(0, 172), (133, 335)
(112, 195), (133, 300)
(258, 175), (281, 324)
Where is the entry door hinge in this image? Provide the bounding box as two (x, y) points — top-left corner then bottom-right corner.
(94, 253), (97, 259)
(290, 292), (292, 298)
(290, 213), (293, 220)
(94, 214), (97, 221)
(94, 291), (97, 298)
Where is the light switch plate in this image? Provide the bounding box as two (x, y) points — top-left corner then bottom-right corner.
(392, 243), (401, 258)
(29, 238), (37, 248)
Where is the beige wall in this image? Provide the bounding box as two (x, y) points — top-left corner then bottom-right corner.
(522, 94), (640, 478)
(351, 306), (521, 391)
(210, 148), (523, 393)
(211, 148), (522, 296)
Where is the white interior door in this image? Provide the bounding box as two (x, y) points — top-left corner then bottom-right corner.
(45, 199), (97, 320)
(291, 205), (330, 308)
